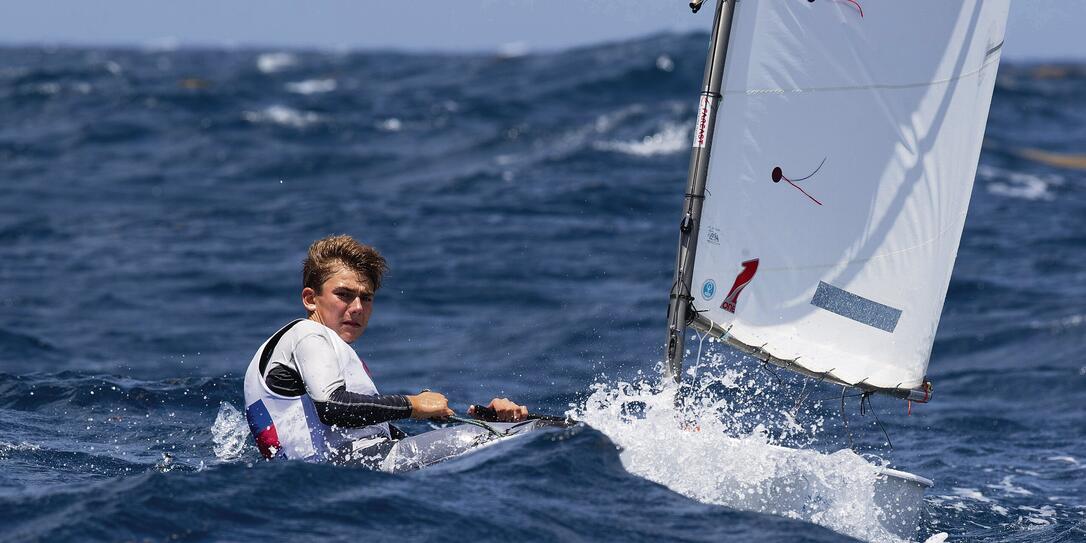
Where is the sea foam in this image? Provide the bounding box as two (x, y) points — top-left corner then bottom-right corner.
(978, 164), (1064, 201)
(286, 78), (337, 95)
(257, 52), (297, 74)
(594, 122), (689, 157)
(572, 347), (909, 543)
(242, 105), (323, 128)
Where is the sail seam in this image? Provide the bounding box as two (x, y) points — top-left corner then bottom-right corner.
(754, 216), (964, 273)
(725, 54), (1002, 96)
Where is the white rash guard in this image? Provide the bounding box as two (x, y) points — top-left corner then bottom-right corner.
(243, 319), (411, 462)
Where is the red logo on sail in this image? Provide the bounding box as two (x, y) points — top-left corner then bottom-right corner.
(721, 259), (759, 313)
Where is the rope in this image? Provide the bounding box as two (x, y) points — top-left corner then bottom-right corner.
(860, 392), (894, 450)
(790, 377), (810, 417)
(840, 386), (854, 450)
(753, 344), (783, 385)
(815, 391), (865, 402)
(685, 318), (716, 388)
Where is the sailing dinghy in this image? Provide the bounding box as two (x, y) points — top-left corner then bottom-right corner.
(341, 408), (573, 473)
(665, 0), (1010, 538)
(378, 417), (570, 473)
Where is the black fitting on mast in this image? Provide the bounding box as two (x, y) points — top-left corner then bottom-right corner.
(680, 213), (693, 233)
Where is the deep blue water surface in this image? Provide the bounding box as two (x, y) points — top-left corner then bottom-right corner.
(0, 35), (1083, 542)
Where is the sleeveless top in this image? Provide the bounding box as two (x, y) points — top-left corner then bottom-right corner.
(243, 319), (392, 462)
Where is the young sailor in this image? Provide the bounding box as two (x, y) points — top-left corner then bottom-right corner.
(243, 235), (528, 463)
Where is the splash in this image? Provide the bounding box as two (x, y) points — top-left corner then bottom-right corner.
(211, 401), (252, 462)
(571, 345), (911, 543)
(0, 441), (41, 459)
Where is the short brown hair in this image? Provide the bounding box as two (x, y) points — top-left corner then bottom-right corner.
(303, 235), (388, 292)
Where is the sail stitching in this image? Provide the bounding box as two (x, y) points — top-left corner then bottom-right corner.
(754, 215), (966, 273)
(726, 54), (1002, 96)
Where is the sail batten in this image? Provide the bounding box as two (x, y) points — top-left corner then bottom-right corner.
(687, 0), (1011, 393)
(723, 54), (1003, 96)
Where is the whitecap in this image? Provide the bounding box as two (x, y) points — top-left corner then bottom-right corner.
(377, 118), (402, 132)
(951, 487), (993, 503)
(0, 441), (41, 459)
(1018, 505), (1057, 526)
(592, 104), (646, 133)
(987, 475), (1033, 496)
(211, 401), (251, 461)
(243, 105), (322, 128)
(496, 41), (529, 59)
(656, 54), (675, 72)
(594, 122), (689, 157)
(1046, 455), (1079, 465)
(285, 78), (336, 95)
(977, 164), (1063, 201)
(34, 82), (61, 95)
(1028, 314), (1084, 332)
(257, 52), (297, 74)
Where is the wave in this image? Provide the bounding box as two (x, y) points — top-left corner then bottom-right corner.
(0, 372), (239, 411)
(255, 52), (297, 74)
(0, 328), (60, 360)
(241, 105), (323, 128)
(285, 78), (336, 95)
(977, 164), (1064, 201)
(594, 121), (689, 156)
(0, 421), (846, 542)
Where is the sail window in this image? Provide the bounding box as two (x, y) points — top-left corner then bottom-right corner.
(810, 281), (901, 333)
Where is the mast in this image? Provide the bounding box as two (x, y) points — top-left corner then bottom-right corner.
(664, 0), (738, 383)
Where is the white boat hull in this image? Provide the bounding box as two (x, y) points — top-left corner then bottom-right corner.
(873, 468), (934, 540)
(371, 419), (566, 473)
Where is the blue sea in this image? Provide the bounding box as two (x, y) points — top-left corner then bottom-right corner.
(0, 34), (1083, 542)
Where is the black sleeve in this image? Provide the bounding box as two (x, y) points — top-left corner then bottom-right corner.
(313, 385), (413, 427)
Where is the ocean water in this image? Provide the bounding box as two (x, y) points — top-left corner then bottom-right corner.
(0, 35), (1084, 542)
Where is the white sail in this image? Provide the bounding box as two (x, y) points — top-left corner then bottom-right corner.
(690, 0), (1010, 391)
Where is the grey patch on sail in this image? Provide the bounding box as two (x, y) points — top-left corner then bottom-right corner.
(811, 281), (902, 333)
